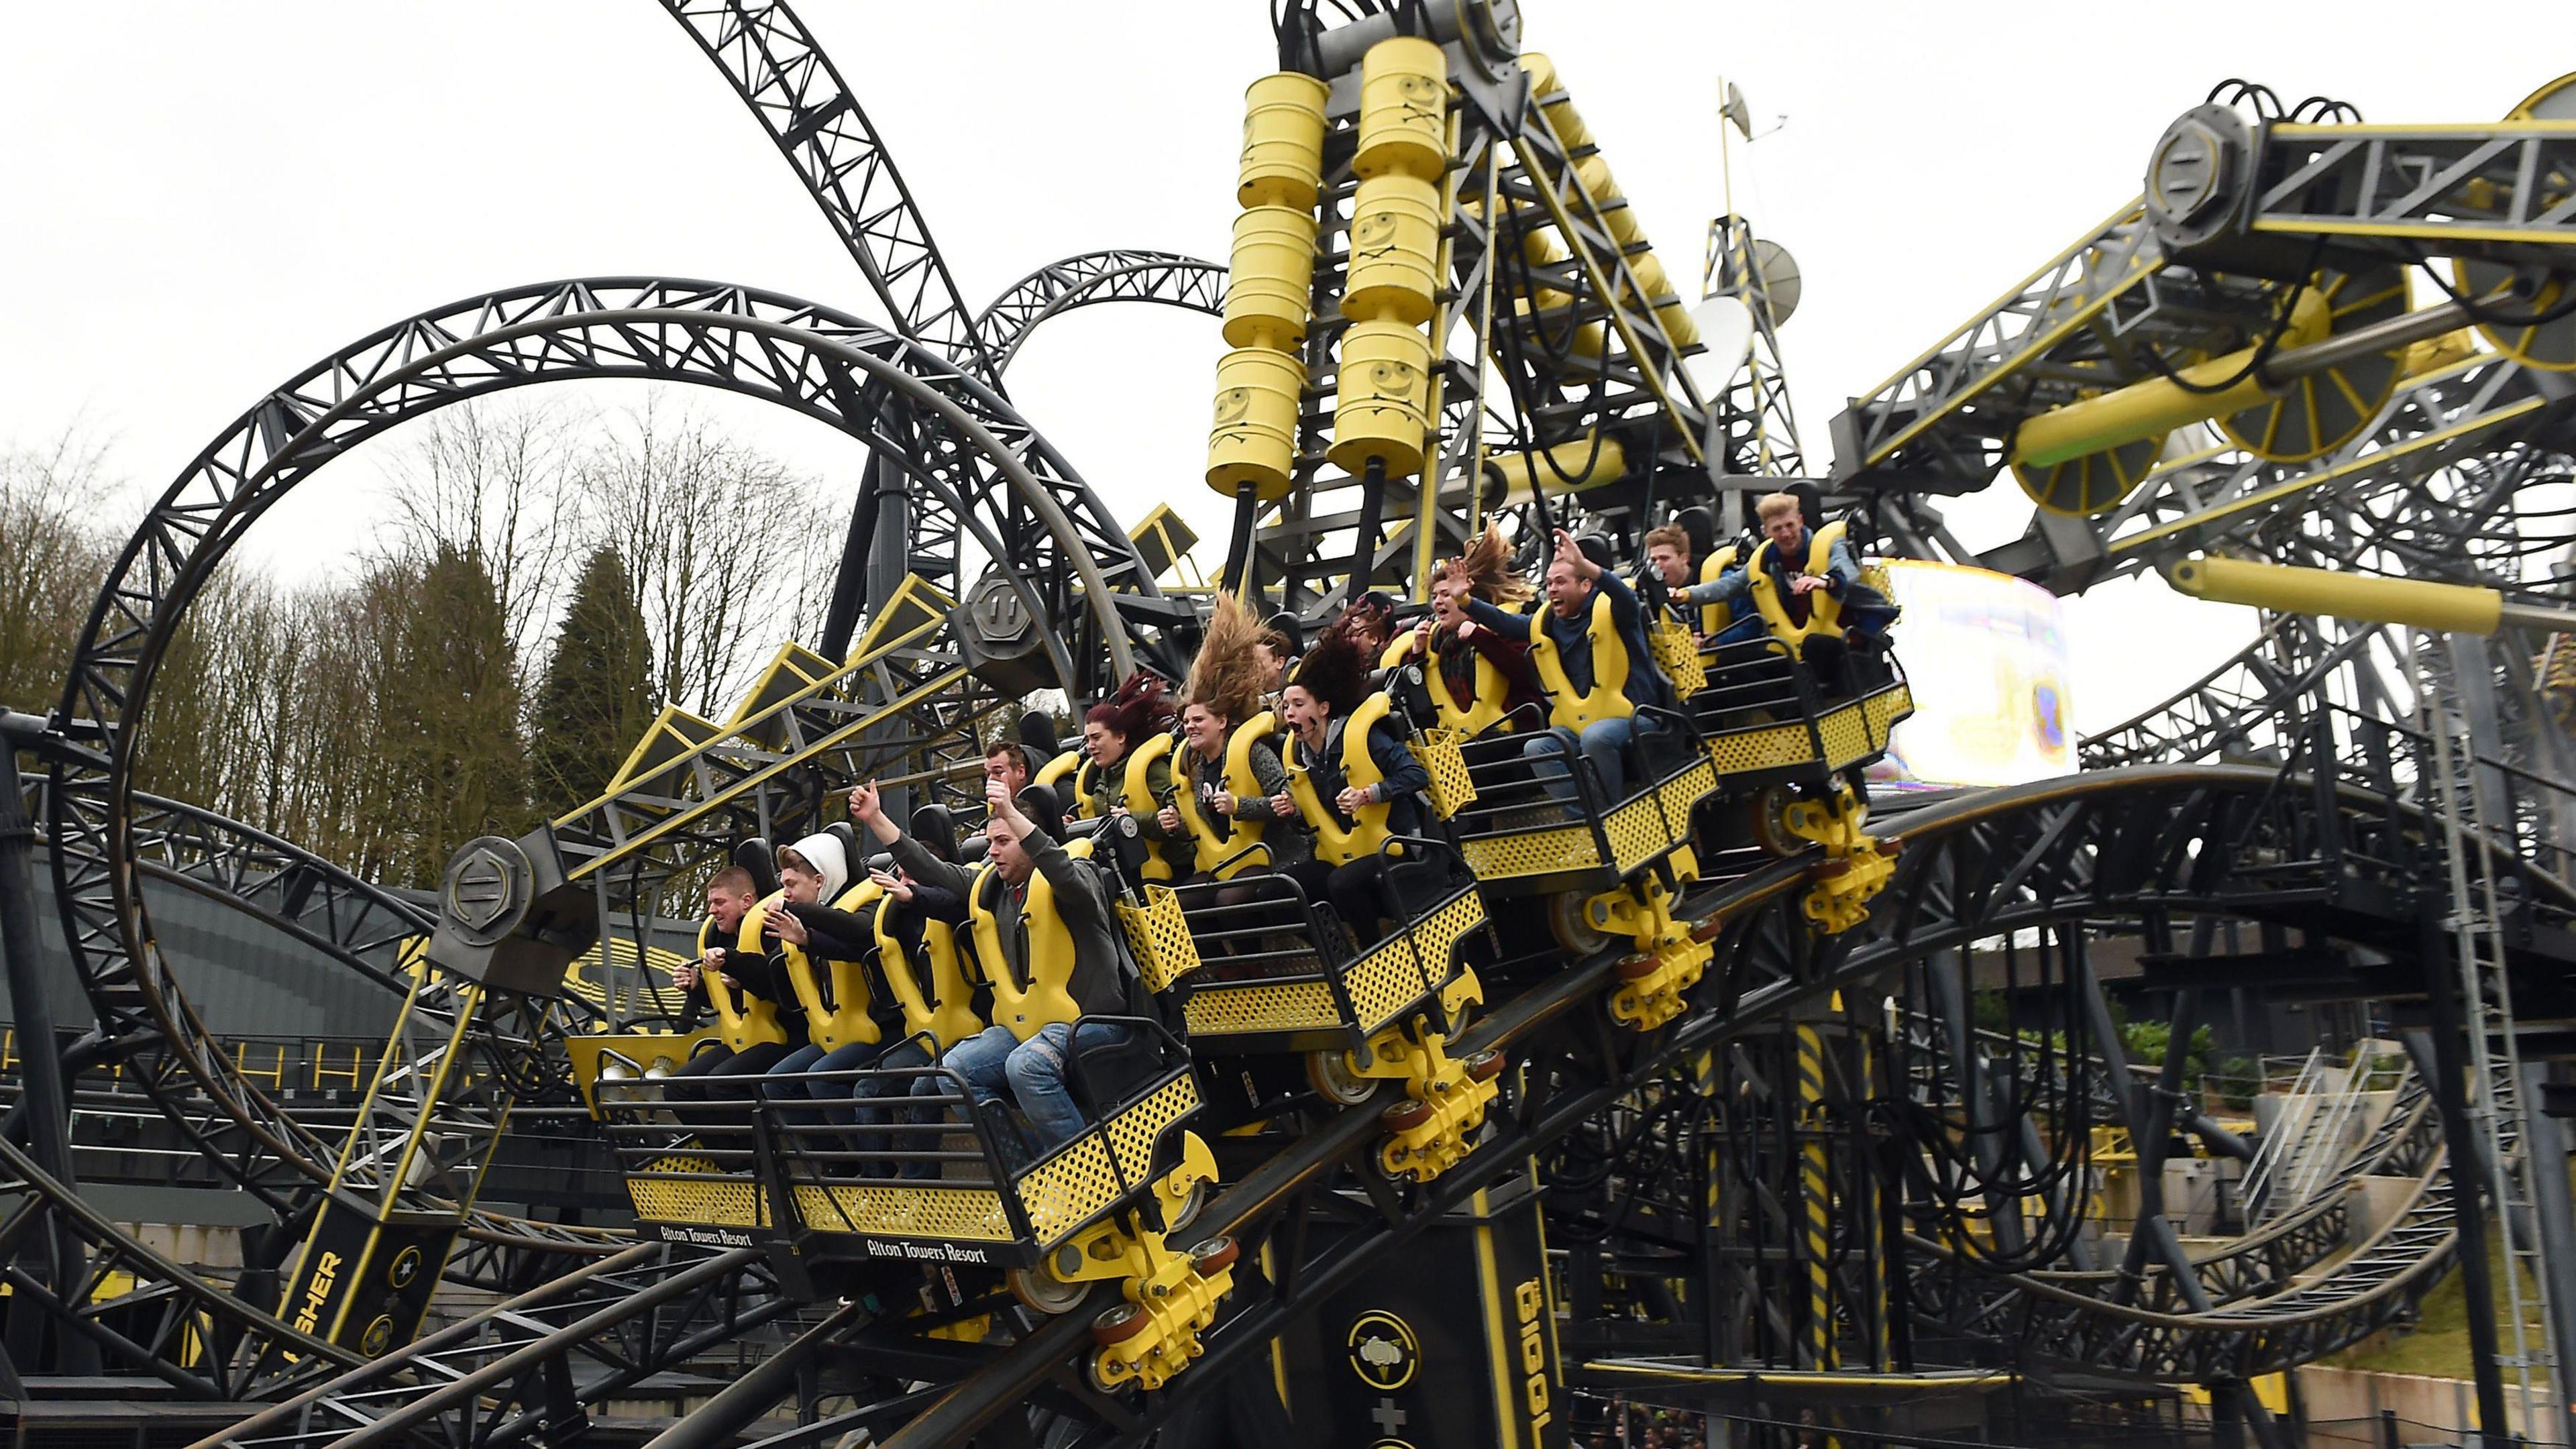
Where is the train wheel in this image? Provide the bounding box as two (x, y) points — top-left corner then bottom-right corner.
(1382, 1098), (1435, 1133)
(1092, 1301), (1152, 1346)
(1750, 785), (1801, 857)
(1010, 1265), (1090, 1316)
(1165, 1175), (1209, 1234)
(1546, 891), (1612, 955)
(1307, 1050), (1375, 1106)
(1190, 1236), (1240, 1274)
(1466, 1049), (1507, 1083)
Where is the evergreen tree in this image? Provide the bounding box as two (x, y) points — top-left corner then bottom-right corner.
(382, 543), (533, 888)
(530, 546), (658, 814)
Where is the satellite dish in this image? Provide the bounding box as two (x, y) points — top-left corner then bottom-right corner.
(1752, 238), (1802, 327)
(1722, 82), (1754, 140)
(1682, 296), (1756, 400)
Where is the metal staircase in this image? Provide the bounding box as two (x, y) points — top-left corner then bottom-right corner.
(2428, 657), (2561, 1435)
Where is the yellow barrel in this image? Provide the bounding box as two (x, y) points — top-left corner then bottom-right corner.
(1344, 172), (1444, 326)
(1240, 72), (1330, 210)
(1656, 291), (1702, 348)
(1208, 347), (1306, 502)
(1573, 156), (1646, 248)
(1223, 204), (1319, 349)
(1514, 53), (1589, 149)
(1480, 433), (1626, 506)
(1356, 37), (1449, 182)
(1628, 250), (1672, 305)
(1330, 318), (1433, 478)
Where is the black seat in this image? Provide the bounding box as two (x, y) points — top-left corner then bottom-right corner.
(910, 804), (960, 863)
(735, 838), (780, 897)
(1674, 504), (1718, 564)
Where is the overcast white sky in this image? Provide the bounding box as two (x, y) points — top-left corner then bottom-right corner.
(3, 3), (2562, 732)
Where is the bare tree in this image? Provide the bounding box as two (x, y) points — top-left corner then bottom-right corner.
(0, 432), (118, 716)
(579, 391), (838, 717)
(377, 399), (592, 665)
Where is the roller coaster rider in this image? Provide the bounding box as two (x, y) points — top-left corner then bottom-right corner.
(1076, 672), (1184, 878)
(851, 776), (1137, 1167)
(1390, 522), (1543, 736)
(1468, 527), (1677, 802)
(1277, 629), (1435, 949)
(1163, 592), (1309, 889)
(1674, 491), (1896, 696)
(665, 864), (810, 1131)
(755, 842), (945, 1177)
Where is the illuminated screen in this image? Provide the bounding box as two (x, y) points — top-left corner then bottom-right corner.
(1870, 559), (2072, 788)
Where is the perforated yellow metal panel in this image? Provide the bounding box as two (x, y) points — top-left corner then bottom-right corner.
(1461, 824), (1601, 880)
(1013, 1075), (1199, 1246)
(792, 1184), (1014, 1241)
(1346, 888), (1486, 1034)
(1646, 621), (1706, 696)
(628, 1156), (768, 1227)
(1118, 888), (1201, 992)
(1185, 981), (1340, 1036)
(1819, 706), (1870, 767)
(1706, 722), (1822, 775)
(1607, 761), (1719, 874)
(1411, 730), (1477, 819)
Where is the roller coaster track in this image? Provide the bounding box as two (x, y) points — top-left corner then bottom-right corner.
(659, 1), (999, 384)
(1909, 1071), (2459, 1381)
(211, 755), (2558, 1449)
(975, 250), (1228, 373)
(0, 1131), (361, 1401)
(46, 276), (1157, 1236)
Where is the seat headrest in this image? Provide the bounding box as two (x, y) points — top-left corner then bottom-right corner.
(1016, 709), (1061, 758)
(1576, 533), (1616, 573)
(733, 838), (780, 898)
(1788, 480), (1824, 529)
(1264, 610), (1307, 655)
(909, 804), (959, 863)
(1674, 504), (1718, 561)
(1014, 784), (1068, 844)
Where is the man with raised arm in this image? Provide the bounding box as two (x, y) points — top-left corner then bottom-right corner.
(849, 776), (1134, 1164)
(1463, 527), (1676, 802)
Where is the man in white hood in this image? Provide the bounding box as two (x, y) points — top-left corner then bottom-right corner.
(752, 830), (850, 1087)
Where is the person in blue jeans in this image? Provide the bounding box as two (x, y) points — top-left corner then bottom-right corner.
(757, 862), (947, 1179)
(1462, 528), (1678, 804)
(851, 775), (1136, 1172)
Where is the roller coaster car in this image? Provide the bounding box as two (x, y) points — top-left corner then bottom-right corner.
(1686, 633), (1911, 932)
(1448, 698), (1719, 1028)
(1119, 840), (1503, 1180)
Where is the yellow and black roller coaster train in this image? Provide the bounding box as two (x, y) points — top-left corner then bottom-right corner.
(568, 588), (1909, 1394)
(562, 32), (1914, 1399)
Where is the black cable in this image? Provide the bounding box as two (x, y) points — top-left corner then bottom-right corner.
(2414, 248), (2576, 329)
(2131, 233), (2329, 396)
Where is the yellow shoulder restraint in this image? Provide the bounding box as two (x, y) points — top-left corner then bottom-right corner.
(967, 835), (1095, 1041)
(867, 890), (982, 1053)
(1287, 694), (1400, 866)
(704, 908), (786, 1053)
(1178, 710), (1281, 879)
(1698, 543), (1740, 639)
(785, 880), (888, 1053)
(1747, 519), (1849, 650)
(1430, 632), (1512, 736)
(1527, 588), (1633, 729)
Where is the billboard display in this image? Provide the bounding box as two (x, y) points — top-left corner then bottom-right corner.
(1870, 559), (2073, 788)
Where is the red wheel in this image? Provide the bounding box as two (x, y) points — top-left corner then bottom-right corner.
(1465, 1050), (1505, 1083)
(1190, 1236), (1240, 1274)
(1382, 1099), (1434, 1132)
(1616, 953), (1660, 981)
(1092, 1301), (1152, 1346)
